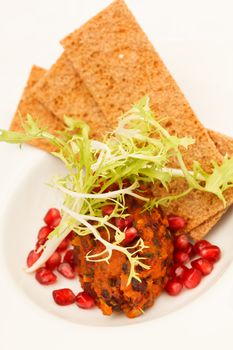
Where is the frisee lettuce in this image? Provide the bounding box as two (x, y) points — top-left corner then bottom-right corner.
(0, 96), (231, 285)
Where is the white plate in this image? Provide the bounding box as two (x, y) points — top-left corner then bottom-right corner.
(1, 0), (233, 349)
(1, 152), (232, 328)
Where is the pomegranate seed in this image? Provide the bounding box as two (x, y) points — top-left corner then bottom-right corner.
(45, 251), (61, 270)
(191, 258), (214, 276)
(108, 183), (119, 192)
(75, 291), (95, 309)
(122, 179), (131, 188)
(183, 242), (195, 257)
(183, 268), (202, 289)
(194, 240), (211, 255)
(124, 216), (133, 228)
(123, 227), (138, 245)
(115, 218), (126, 230)
(52, 288), (75, 306)
(168, 216), (186, 231)
(37, 226), (53, 240)
(57, 263), (75, 279)
(57, 238), (70, 252)
(169, 263), (189, 282)
(35, 267), (57, 285)
(174, 234), (189, 251)
(26, 250), (42, 268)
(138, 183), (148, 191)
(67, 231), (76, 241)
(102, 205), (115, 216)
(115, 216), (133, 231)
(199, 245), (221, 262)
(44, 208), (61, 228)
(35, 238), (47, 250)
(174, 250), (189, 264)
(165, 279), (183, 296)
(93, 180), (104, 193)
(63, 249), (75, 266)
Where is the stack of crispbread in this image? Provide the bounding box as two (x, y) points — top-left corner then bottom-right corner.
(10, 0), (233, 240)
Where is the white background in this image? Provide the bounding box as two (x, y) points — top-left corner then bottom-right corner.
(0, 1), (233, 349)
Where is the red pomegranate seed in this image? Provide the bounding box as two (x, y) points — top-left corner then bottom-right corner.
(199, 245), (221, 262)
(116, 216), (133, 231)
(63, 249), (75, 266)
(102, 205), (115, 216)
(57, 262), (75, 279)
(122, 179), (131, 188)
(191, 258), (214, 276)
(57, 238), (70, 252)
(67, 231), (76, 241)
(45, 251), (61, 270)
(93, 180), (104, 193)
(183, 242), (195, 257)
(174, 250), (189, 264)
(165, 279), (183, 296)
(174, 234), (189, 251)
(115, 218), (126, 230)
(138, 183), (148, 191)
(169, 263), (189, 282)
(35, 267), (57, 285)
(108, 183), (119, 192)
(168, 216), (186, 231)
(75, 291), (95, 309)
(123, 227), (138, 245)
(44, 208), (61, 228)
(183, 268), (202, 289)
(52, 288), (75, 306)
(194, 240), (211, 255)
(35, 237), (47, 250)
(26, 250), (42, 268)
(37, 226), (53, 240)
(124, 216), (133, 228)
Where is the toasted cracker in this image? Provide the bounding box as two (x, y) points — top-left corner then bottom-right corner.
(190, 130), (233, 240)
(61, 0), (233, 233)
(189, 211), (225, 240)
(29, 58), (227, 237)
(30, 53), (110, 140)
(208, 130), (233, 156)
(9, 65), (233, 239)
(10, 66), (64, 152)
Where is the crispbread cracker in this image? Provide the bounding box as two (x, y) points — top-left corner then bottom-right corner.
(189, 211), (225, 240)
(190, 130), (233, 240)
(208, 130), (233, 156)
(28, 57), (227, 237)
(9, 65), (232, 240)
(61, 0), (233, 233)
(30, 53), (109, 139)
(10, 66), (64, 152)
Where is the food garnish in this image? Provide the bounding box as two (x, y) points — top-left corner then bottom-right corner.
(191, 258), (214, 276)
(0, 96), (228, 286)
(75, 291), (95, 309)
(52, 288), (76, 306)
(165, 233), (221, 296)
